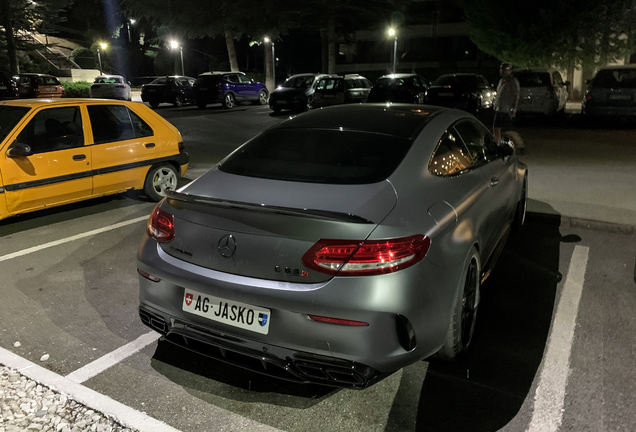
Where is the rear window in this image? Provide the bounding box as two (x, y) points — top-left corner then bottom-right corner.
(36, 76), (61, 85)
(593, 69), (636, 89)
(95, 77), (122, 84)
(433, 75), (477, 89)
(0, 106), (30, 142)
(375, 77), (405, 88)
(219, 129), (413, 184)
(515, 72), (550, 87)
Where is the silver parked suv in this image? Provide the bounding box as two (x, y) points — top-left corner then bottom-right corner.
(515, 69), (569, 116)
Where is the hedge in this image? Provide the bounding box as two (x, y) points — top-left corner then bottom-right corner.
(63, 81), (92, 98)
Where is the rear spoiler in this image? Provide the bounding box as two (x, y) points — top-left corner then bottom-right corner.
(165, 190), (375, 224)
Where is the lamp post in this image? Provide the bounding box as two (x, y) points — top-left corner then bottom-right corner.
(96, 42), (107, 75)
(170, 40), (184, 76)
(264, 37), (275, 93)
(127, 19), (136, 43)
(388, 28), (397, 74)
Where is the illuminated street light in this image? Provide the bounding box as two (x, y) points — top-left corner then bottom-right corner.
(96, 42), (107, 75)
(264, 36), (275, 93)
(170, 40), (184, 76)
(127, 18), (136, 43)
(388, 28), (397, 74)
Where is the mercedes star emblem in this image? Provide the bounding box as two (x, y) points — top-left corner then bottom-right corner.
(217, 234), (237, 258)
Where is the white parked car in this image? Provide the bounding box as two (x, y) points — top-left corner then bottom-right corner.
(89, 75), (131, 101)
(514, 69), (569, 116)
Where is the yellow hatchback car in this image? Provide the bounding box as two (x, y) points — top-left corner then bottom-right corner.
(0, 99), (189, 221)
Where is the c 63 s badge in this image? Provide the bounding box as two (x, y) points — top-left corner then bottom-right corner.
(275, 266), (308, 277)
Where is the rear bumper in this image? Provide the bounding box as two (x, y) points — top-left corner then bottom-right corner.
(137, 235), (455, 386)
(582, 104), (636, 117)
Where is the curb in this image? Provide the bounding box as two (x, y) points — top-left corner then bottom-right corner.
(526, 212), (636, 235)
(0, 346), (181, 432)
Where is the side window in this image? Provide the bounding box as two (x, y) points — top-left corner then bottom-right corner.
(552, 71), (564, 85)
(129, 109), (154, 138)
(88, 105), (138, 144)
(225, 74), (239, 83)
(429, 129), (473, 176)
(237, 74), (252, 84)
(454, 119), (499, 163)
(17, 106), (84, 154)
(410, 77), (420, 88)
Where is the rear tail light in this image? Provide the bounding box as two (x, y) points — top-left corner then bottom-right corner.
(147, 205), (175, 243)
(585, 90), (592, 101)
(178, 141), (185, 153)
(545, 86), (555, 99)
(217, 83), (224, 90)
(302, 234), (431, 276)
(137, 269), (161, 282)
(115, 85), (126, 88)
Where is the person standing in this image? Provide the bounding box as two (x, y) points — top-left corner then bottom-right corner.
(493, 62), (526, 154)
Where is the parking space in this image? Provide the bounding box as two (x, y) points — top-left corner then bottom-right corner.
(2, 198), (635, 431)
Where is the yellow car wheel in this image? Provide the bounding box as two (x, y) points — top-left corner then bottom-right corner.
(144, 164), (178, 201)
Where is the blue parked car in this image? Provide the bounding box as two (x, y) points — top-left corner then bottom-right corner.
(193, 72), (268, 109)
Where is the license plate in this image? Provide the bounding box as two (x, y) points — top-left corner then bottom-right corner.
(45, 87), (56, 91)
(323, 94), (335, 98)
(148, 88), (156, 92)
(521, 98), (532, 104)
(438, 92), (453, 97)
(276, 100), (287, 105)
(609, 94), (632, 100)
(0, 86), (6, 90)
(182, 288), (271, 335)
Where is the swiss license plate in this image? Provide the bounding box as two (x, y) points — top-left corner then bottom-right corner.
(182, 288), (271, 335)
(438, 92), (453, 97)
(45, 87), (56, 91)
(277, 100), (287, 104)
(199, 87), (208, 91)
(148, 88), (156, 92)
(0, 86), (7, 90)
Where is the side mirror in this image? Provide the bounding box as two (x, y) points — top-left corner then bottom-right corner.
(498, 137), (515, 157)
(7, 142), (33, 158)
(564, 80), (571, 86)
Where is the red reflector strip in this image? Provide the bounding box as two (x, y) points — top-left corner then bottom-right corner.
(137, 269), (161, 282)
(308, 315), (369, 326)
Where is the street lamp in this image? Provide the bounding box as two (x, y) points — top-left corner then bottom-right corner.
(96, 42), (107, 75)
(388, 28), (397, 74)
(264, 37), (275, 93)
(170, 40), (184, 76)
(127, 19), (136, 43)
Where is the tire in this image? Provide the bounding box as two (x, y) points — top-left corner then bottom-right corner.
(196, 100), (207, 109)
(305, 96), (314, 111)
(222, 92), (235, 109)
(513, 175), (528, 232)
(149, 100), (160, 109)
(437, 246), (481, 360)
(144, 164), (179, 202)
(174, 95), (185, 107)
(257, 90), (269, 105)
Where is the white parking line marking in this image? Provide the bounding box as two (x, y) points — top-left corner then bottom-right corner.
(0, 346), (182, 432)
(0, 215), (149, 263)
(527, 245), (590, 432)
(65, 331), (160, 384)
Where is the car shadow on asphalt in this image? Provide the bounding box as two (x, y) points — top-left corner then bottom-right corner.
(385, 212), (567, 432)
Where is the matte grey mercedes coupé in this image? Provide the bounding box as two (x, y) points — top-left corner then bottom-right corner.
(137, 104), (527, 389)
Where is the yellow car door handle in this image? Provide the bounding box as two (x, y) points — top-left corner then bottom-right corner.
(145, 143), (156, 148)
(73, 154), (86, 161)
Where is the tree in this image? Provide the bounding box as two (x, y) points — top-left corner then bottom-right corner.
(0, 0), (74, 74)
(458, 0), (636, 71)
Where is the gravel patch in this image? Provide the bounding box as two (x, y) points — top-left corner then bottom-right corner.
(0, 365), (138, 432)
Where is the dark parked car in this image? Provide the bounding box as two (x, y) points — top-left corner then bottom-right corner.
(427, 73), (495, 114)
(13, 73), (65, 98)
(514, 69), (569, 116)
(141, 76), (195, 108)
(193, 72), (268, 109)
(367, 73), (429, 104)
(309, 74), (374, 109)
(0, 73), (18, 100)
(269, 73), (332, 112)
(583, 65), (636, 118)
(137, 104), (527, 389)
